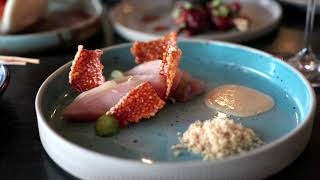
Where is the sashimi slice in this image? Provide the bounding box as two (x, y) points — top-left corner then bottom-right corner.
(63, 77), (143, 121)
(126, 59), (207, 102)
(131, 32), (178, 64)
(131, 32), (181, 99)
(126, 60), (183, 100)
(69, 45), (105, 92)
(107, 82), (165, 128)
(133, 74), (166, 99)
(171, 71), (207, 102)
(126, 60), (162, 76)
(127, 60), (166, 99)
(64, 32), (206, 125)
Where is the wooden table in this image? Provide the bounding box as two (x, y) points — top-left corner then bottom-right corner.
(0, 2), (319, 179)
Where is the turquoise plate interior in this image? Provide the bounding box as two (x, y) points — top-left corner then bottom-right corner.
(42, 41), (314, 162)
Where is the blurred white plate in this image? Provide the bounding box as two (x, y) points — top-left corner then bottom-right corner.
(0, 0), (102, 55)
(109, 0), (282, 42)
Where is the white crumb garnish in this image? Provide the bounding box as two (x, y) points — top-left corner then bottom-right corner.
(172, 114), (263, 160)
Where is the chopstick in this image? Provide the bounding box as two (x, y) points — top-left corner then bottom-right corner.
(0, 61), (27, 66)
(0, 55), (40, 65)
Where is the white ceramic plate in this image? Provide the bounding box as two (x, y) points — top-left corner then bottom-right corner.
(109, 0), (282, 42)
(0, 0), (102, 55)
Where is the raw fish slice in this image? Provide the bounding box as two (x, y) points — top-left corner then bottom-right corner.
(64, 32), (205, 125)
(133, 74), (166, 99)
(65, 42), (180, 122)
(131, 32), (182, 99)
(126, 59), (207, 102)
(189, 76), (207, 98)
(126, 60), (184, 99)
(63, 77), (143, 121)
(107, 82), (165, 128)
(64, 66), (206, 122)
(69, 45), (105, 92)
(127, 60), (166, 99)
(126, 60), (162, 76)
(131, 36), (182, 99)
(171, 71), (207, 102)
(131, 32), (177, 64)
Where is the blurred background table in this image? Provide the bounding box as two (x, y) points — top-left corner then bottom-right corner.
(0, 1), (319, 179)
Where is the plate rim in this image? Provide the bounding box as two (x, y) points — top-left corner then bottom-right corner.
(35, 39), (316, 167)
(109, 0), (283, 42)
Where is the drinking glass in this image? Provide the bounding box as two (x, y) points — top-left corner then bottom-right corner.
(287, 0), (320, 87)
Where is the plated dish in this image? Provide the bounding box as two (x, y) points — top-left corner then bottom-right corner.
(171, 0), (250, 36)
(0, 64), (9, 95)
(36, 38), (315, 179)
(63, 33), (274, 160)
(109, 0), (282, 42)
(0, 0), (102, 55)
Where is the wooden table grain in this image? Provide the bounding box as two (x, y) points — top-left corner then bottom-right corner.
(0, 3), (319, 179)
